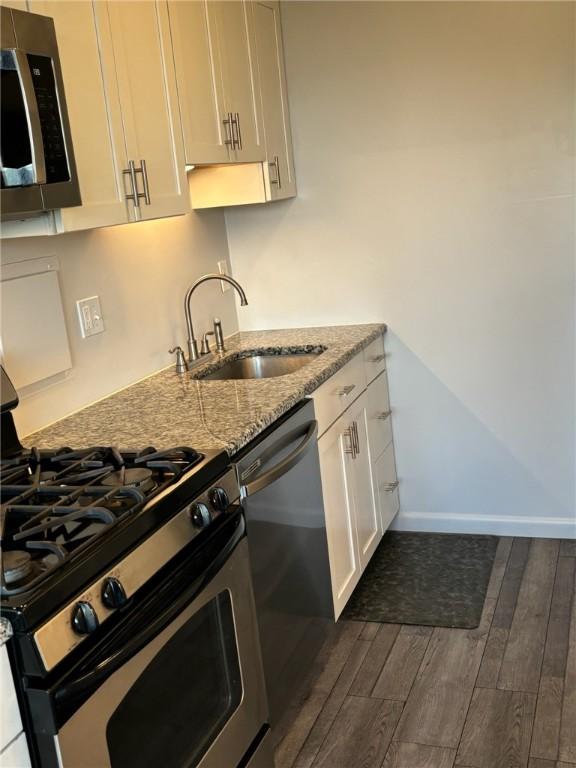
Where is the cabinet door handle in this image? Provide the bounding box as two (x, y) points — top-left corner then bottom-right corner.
(123, 160), (140, 209)
(269, 156), (281, 188)
(336, 384), (356, 397)
(344, 427), (355, 458)
(352, 421), (360, 456)
(383, 480), (399, 492)
(139, 159), (151, 205)
(368, 354), (386, 363)
(235, 112), (242, 150)
(223, 113), (234, 147)
(377, 410), (392, 421)
(123, 161), (150, 208)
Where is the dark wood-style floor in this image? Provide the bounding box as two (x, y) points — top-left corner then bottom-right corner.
(273, 537), (576, 768)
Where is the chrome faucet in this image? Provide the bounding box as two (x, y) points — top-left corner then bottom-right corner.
(184, 273), (248, 363)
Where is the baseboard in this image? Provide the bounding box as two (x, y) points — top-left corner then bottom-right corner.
(391, 511), (576, 539)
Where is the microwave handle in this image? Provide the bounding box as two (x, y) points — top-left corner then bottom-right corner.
(13, 49), (46, 185)
(241, 420), (318, 497)
(54, 509), (244, 704)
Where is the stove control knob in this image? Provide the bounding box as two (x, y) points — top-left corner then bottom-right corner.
(71, 601), (99, 636)
(101, 577), (128, 610)
(190, 502), (211, 529)
(209, 487), (229, 512)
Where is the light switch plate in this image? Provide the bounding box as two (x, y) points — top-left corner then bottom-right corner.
(217, 260), (231, 292)
(76, 296), (105, 338)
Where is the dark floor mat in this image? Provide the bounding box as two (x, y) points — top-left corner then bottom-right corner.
(342, 532), (499, 629)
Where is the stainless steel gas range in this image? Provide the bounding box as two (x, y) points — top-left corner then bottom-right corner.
(0, 367), (273, 768)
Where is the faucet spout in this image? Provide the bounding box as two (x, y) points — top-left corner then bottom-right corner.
(184, 273), (248, 363)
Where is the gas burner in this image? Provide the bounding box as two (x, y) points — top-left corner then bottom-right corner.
(0, 445), (205, 596)
(101, 467), (155, 493)
(2, 550), (33, 585)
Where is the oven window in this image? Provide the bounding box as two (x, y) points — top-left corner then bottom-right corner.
(1, 50), (34, 188)
(106, 590), (242, 768)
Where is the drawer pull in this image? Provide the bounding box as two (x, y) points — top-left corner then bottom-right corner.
(383, 481), (399, 492)
(336, 384), (356, 397)
(377, 410), (392, 421)
(368, 354), (386, 363)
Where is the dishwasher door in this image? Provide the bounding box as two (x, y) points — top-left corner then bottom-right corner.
(235, 399), (334, 726)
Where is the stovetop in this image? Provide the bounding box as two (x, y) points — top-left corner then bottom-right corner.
(0, 444), (229, 628)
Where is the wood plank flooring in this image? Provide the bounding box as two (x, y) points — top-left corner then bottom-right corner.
(274, 537), (576, 768)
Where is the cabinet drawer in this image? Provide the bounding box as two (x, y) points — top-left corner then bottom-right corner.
(363, 335), (386, 383)
(312, 354), (366, 437)
(373, 443), (399, 533)
(366, 372), (392, 462)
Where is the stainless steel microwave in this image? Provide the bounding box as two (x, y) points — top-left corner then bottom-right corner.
(1, 7), (80, 221)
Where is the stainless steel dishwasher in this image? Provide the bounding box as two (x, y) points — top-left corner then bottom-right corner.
(235, 399), (334, 726)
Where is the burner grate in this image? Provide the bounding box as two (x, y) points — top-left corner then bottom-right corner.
(0, 445), (203, 596)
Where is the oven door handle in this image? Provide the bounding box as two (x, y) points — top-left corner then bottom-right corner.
(241, 420), (318, 497)
(54, 510), (244, 704)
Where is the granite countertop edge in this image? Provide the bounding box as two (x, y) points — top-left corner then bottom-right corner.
(25, 323), (387, 456)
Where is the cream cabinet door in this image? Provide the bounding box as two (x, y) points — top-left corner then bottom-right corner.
(349, 393), (382, 572)
(251, 1), (295, 200)
(0, 1), (28, 10)
(167, 0), (230, 165)
(318, 413), (360, 619)
(100, 1), (188, 222)
(29, 0), (129, 232)
(211, 1), (264, 163)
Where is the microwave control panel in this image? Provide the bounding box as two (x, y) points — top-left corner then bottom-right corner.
(28, 53), (70, 184)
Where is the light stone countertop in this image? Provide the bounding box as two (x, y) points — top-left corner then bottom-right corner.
(25, 324), (386, 455)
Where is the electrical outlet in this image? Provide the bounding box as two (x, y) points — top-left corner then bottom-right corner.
(217, 260), (231, 292)
(76, 296), (105, 338)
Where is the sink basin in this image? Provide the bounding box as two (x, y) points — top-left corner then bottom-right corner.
(196, 348), (325, 381)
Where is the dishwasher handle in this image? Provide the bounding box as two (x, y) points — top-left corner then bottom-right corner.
(241, 419), (318, 496)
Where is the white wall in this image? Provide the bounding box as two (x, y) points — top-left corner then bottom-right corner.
(1, 210), (238, 437)
(226, 1), (576, 537)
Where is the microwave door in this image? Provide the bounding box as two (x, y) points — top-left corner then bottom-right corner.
(0, 43), (44, 214)
(0, 7), (81, 220)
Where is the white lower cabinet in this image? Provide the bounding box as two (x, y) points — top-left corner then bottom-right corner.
(318, 390), (382, 618)
(314, 336), (399, 618)
(317, 412), (359, 619)
(0, 734), (31, 768)
(349, 393), (381, 572)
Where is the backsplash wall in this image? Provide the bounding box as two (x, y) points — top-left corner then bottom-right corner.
(1, 210), (238, 438)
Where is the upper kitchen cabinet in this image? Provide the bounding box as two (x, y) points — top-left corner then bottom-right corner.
(168, 0), (264, 166)
(23, 0), (188, 233)
(167, 1), (229, 165)
(0, 1), (29, 9)
(251, 0), (296, 199)
(212, 1), (264, 163)
(28, 0), (128, 231)
(99, 1), (188, 223)
(186, 0), (296, 208)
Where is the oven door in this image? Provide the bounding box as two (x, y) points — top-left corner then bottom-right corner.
(30, 513), (268, 768)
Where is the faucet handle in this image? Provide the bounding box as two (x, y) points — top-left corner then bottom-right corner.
(200, 331), (215, 356)
(213, 318), (225, 352)
(169, 346), (188, 374)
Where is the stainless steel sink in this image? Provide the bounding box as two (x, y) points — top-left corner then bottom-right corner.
(196, 349), (324, 381)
